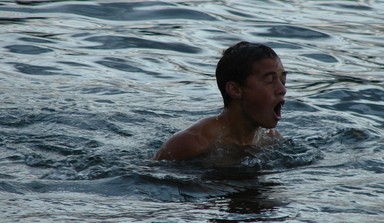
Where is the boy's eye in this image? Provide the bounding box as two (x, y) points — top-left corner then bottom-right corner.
(264, 72), (287, 85)
(281, 72), (288, 86)
(264, 73), (275, 83)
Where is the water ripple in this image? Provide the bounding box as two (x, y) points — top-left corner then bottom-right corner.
(5, 44), (52, 54)
(84, 35), (201, 53)
(1, 0), (383, 222)
(9, 62), (78, 76)
(5, 1), (217, 21)
(258, 25), (331, 39)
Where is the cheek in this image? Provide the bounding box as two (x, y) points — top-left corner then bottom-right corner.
(242, 90), (268, 108)
(244, 86), (269, 101)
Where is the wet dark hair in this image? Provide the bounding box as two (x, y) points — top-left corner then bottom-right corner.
(215, 41), (279, 107)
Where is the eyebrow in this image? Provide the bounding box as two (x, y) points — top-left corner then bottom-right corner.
(263, 71), (288, 76)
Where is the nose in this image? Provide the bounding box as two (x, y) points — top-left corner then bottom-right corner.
(276, 80), (286, 96)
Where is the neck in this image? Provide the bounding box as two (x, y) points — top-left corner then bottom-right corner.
(218, 108), (261, 146)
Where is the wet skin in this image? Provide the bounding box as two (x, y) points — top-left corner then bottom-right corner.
(154, 58), (287, 161)
(237, 57), (287, 129)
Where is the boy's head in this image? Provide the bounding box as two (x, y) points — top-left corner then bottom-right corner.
(215, 41), (279, 107)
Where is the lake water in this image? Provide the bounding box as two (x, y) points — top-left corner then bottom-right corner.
(1, 0), (384, 222)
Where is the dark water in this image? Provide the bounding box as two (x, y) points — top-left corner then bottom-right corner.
(1, 0), (384, 222)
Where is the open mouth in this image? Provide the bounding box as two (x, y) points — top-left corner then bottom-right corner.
(274, 100), (285, 120)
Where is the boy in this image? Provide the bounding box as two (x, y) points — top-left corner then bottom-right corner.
(154, 41), (287, 161)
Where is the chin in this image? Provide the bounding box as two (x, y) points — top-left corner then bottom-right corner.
(263, 121), (278, 129)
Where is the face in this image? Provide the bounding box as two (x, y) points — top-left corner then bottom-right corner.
(239, 58), (287, 129)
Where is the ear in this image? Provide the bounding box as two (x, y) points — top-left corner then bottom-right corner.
(225, 81), (242, 100)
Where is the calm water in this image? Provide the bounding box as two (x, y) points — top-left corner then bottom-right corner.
(1, 0), (384, 222)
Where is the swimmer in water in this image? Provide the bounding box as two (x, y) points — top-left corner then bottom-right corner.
(154, 41), (287, 161)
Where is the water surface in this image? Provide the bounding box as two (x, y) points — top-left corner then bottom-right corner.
(1, 0), (384, 222)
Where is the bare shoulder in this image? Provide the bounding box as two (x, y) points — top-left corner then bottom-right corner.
(153, 116), (220, 161)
